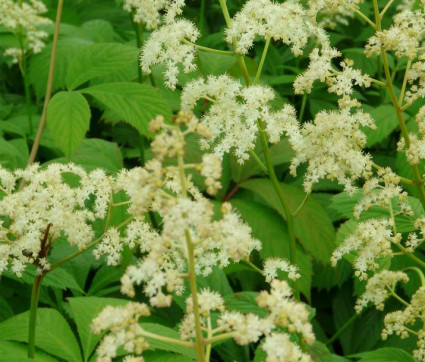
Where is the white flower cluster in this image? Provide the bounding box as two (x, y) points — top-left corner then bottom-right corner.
(123, 0), (185, 29)
(226, 0), (326, 56)
(181, 75), (298, 163)
(0, 163), (112, 276)
(353, 167), (412, 219)
(307, 2), (353, 29)
(92, 302), (151, 362)
(294, 50), (371, 107)
(366, 10), (425, 60)
(283, 106), (374, 193)
(0, 0), (51, 63)
(140, 19), (200, 89)
(398, 105), (425, 162)
(218, 280), (315, 361)
(263, 257), (300, 282)
(179, 280), (314, 361)
(307, 0), (364, 20)
(405, 57), (425, 104)
(383, 287), (425, 361)
(113, 113), (261, 307)
(355, 270), (409, 313)
(331, 218), (400, 280)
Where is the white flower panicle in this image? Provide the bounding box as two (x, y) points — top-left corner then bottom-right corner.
(263, 257), (300, 282)
(382, 287), (425, 361)
(355, 270), (409, 313)
(0, 0), (51, 62)
(354, 167), (412, 220)
(181, 75), (298, 163)
(92, 302), (151, 362)
(283, 107), (374, 193)
(365, 10), (425, 60)
(116, 115), (260, 307)
(398, 105), (425, 162)
(140, 19), (200, 89)
(0, 163), (113, 276)
(307, 0), (364, 21)
(331, 218), (400, 280)
(180, 280), (315, 361)
(226, 0), (326, 56)
(123, 0), (185, 29)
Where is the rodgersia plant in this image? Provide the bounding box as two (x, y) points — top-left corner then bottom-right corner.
(5, 0), (425, 361)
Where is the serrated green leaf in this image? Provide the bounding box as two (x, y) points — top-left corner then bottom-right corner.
(47, 91), (91, 159)
(0, 308), (81, 361)
(363, 105), (400, 147)
(50, 138), (123, 173)
(240, 179), (335, 264)
(68, 297), (128, 361)
(0, 340), (57, 362)
(66, 43), (140, 90)
(80, 82), (172, 136)
(350, 347), (417, 361)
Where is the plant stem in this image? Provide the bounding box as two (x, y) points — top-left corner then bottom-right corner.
(24, 0), (64, 172)
(326, 313), (359, 345)
(243, 258), (263, 274)
(204, 332), (235, 345)
(299, 92), (307, 122)
(28, 273), (45, 358)
(22, 55), (33, 135)
(248, 150), (268, 174)
(371, 0), (425, 210)
(178, 152), (205, 362)
(390, 289), (410, 307)
(257, 121), (299, 299)
(404, 267), (425, 287)
(199, 0), (206, 33)
(218, 0), (302, 298)
(139, 329), (194, 348)
(254, 37), (270, 84)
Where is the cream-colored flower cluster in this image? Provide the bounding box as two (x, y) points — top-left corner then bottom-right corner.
(181, 75), (298, 163)
(355, 270), (409, 313)
(398, 105), (425, 163)
(284, 106), (374, 193)
(114, 113), (261, 307)
(123, 0), (185, 29)
(0, 0), (51, 63)
(0, 163), (113, 276)
(383, 287), (425, 361)
(140, 19), (200, 89)
(353, 167), (412, 219)
(225, 0), (326, 56)
(331, 218), (399, 280)
(92, 302), (151, 362)
(366, 10), (425, 60)
(307, 0), (364, 20)
(94, 281), (314, 362)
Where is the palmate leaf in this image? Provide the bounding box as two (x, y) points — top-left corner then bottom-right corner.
(80, 82), (172, 137)
(0, 308), (81, 361)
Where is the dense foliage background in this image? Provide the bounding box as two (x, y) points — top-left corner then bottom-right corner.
(1, 0), (425, 361)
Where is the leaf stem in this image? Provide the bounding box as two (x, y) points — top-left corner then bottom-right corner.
(326, 313), (359, 345)
(254, 37), (270, 84)
(372, 0), (425, 210)
(242, 258), (263, 274)
(404, 267), (425, 287)
(28, 273), (45, 358)
(24, 0), (64, 172)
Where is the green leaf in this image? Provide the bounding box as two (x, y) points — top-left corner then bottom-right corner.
(66, 43), (140, 90)
(240, 179), (336, 264)
(141, 351), (195, 362)
(29, 38), (93, 98)
(349, 347), (417, 362)
(47, 91), (91, 159)
(197, 51), (237, 75)
(0, 340), (57, 362)
(0, 138), (27, 169)
(68, 297), (128, 361)
(3, 265), (83, 293)
(342, 48), (378, 75)
(50, 138), (123, 173)
(231, 198), (312, 298)
(80, 82), (172, 136)
(0, 308), (81, 361)
(363, 105), (400, 147)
